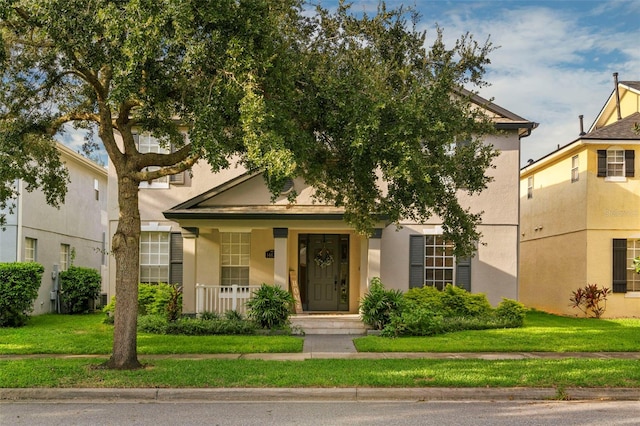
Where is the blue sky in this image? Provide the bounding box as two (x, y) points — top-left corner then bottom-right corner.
(61, 0), (640, 166)
(318, 0), (640, 163)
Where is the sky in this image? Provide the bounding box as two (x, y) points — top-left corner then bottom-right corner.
(318, 0), (640, 164)
(61, 0), (640, 166)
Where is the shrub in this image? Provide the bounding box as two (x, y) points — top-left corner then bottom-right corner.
(103, 283), (182, 323)
(59, 266), (102, 314)
(382, 302), (443, 337)
(404, 286), (444, 313)
(246, 283), (294, 329)
(199, 311), (221, 321)
(138, 315), (257, 335)
(0, 262), (44, 327)
(440, 284), (492, 318)
(570, 284), (610, 318)
(359, 277), (405, 330)
(494, 298), (527, 327)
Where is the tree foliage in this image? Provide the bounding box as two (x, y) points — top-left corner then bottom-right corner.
(0, 0), (497, 368)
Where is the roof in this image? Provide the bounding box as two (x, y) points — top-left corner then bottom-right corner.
(621, 81), (640, 92)
(582, 112), (640, 140)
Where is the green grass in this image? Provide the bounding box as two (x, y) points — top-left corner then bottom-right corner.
(354, 310), (640, 352)
(2, 358), (640, 388)
(0, 313), (303, 355)
(3, 310), (640, 389)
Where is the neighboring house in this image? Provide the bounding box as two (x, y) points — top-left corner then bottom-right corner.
(520, 78), (640, 317)
(106, 93), (536, 316)
(0, 142), (108, 314)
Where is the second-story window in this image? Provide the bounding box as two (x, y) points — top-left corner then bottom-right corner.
(527, 176), (534, 199)
(136, 133), (170, 189)
(571, 155), (579, 182)
(607, 148), (625, 177)
(598, 148), (634, 181)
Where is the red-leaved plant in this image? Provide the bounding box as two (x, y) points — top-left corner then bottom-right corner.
(569, 284), (610, 318)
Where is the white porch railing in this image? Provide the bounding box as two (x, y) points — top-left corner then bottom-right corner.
(195, 284), (260, 316)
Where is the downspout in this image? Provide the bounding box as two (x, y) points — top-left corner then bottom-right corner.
(15, 179), (23, 261)
(613, 72), (622, 121)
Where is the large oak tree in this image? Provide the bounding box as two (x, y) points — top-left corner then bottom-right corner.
(0, 0), (496, 369)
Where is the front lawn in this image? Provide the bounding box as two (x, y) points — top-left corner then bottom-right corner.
(0, 313), (303, 355)
(354, 310), (640, 352)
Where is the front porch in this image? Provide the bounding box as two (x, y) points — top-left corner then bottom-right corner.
(194, 283), (368, 334)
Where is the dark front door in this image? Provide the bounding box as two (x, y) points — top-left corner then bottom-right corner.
(306, 234), (341, 311)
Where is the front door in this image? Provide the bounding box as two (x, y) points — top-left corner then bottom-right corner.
(304, 234), (348, 311)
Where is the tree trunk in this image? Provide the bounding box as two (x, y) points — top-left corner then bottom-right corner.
(105, 175), (143, 370)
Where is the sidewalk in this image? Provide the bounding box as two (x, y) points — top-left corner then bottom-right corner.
(2, 334), (640, 402)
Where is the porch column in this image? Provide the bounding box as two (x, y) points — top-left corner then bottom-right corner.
(181, 227), (199, 314)
(273, 228), (288, 288)
(366, 228), (383, 288)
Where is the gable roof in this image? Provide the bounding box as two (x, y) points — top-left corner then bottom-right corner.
(589, 80), (640, 132)
(582, 112), (640, 140)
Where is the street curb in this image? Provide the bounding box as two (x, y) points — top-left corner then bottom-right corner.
(2, 387), (640, 402)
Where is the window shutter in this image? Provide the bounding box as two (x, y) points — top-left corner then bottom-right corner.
(170, 233), (183, 286)
(409, 235), (425, 288)
(625, 150), (635, 177)
(597, 150), (607, 177)
(455, 257), (472, 292)
(612, 238), (627, 293)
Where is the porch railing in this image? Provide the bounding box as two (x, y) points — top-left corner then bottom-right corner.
(195, 284), (260, 316)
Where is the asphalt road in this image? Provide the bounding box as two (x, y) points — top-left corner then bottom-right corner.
(2, 400), (640, 426)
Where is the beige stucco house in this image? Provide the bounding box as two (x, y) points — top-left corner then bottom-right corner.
(520, 78), (640, 317)
(106, 94), (536, 316)
(0, 142), (108, 314)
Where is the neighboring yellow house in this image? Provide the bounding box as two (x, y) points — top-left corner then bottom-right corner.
(520, 78), (640, 317)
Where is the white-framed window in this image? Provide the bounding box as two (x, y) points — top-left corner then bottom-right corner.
(136, 133), (170, 189)
(60, 244), (70, 271)
(94, 179), (100, 201)
(626, 240), (640, 292)
(140, 231), (170, 283)
(424, 235), (454, 290)
(527, 176), (534, 199)
(571, 155), (579, 183)
(607, 148), (625, 178)
(24, 237), (37, 262)
(221, 232), (250, 286)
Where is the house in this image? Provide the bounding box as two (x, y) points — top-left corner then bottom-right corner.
(519, 77), (640, 317)
(0, 142), (108, 314)
(106, 93), (536, 316)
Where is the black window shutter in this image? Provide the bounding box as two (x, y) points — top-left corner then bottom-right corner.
(409, 235), (425, 288)
(612, 239), (627, 293)
(170, 233), (184, 286)
(597, 150), (607, 177)
(455, 257), (472, 292)
(625, 150), (635, 177)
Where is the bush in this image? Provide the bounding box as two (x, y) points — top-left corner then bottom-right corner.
(0, 262), (44, 327)
(59, 266), (101, 314)
(103, 283), (182, 323)
(382, 302), (444, 337)
(359, 277), (405, 330)
(404, 286), (444, 313)
(570, 284), (610, 319)
(440, 284), (492, 318)
(246, 283), (294, 329)
(494, 298), (527, 327)
(137, 314), (257, 335)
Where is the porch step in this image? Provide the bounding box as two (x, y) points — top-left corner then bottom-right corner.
(290, 314), (368, 335)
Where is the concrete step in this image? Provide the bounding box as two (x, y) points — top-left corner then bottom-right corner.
(290, 314), (368, 335)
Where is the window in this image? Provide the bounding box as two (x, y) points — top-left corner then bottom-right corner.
(527, 176), (534, 199)
(24, 238), (37, 262)
(409, 234), (470, 291)
(140, 232), (170, 283)
(60, 244), (70, 271)
(607, 148), (625, 177)
(136, 133), (170, 188)
(94, 179), (100, 201)
(625, 240), (640, 292)
(221, 232), (250, 286)
(598, 149), (634, 180)
(571, 155), (579, 182)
